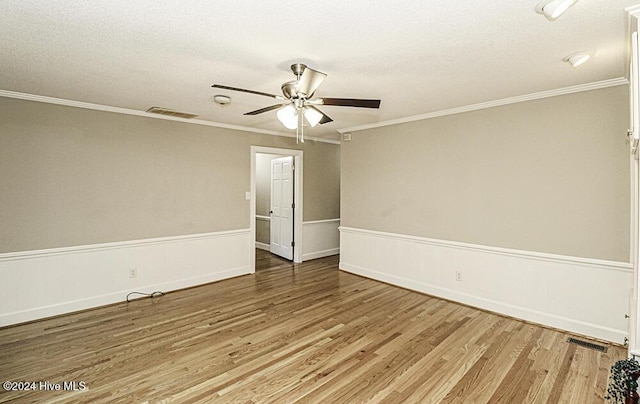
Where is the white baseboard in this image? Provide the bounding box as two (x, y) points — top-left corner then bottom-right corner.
(0, 229), (252, 327)
(303, 248), (340, 261)
(303, 219), (340, 260)
(339, 226), (632, 344)
(255, 241), (270, 251)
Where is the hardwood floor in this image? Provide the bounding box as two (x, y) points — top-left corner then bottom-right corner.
(0, 250), (626, 403)
(255, 248), (295, 271)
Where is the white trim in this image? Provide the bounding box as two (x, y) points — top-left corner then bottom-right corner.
(340, 261), (627, 343)
(255, 241), (270, 251)
(0, 89), (340, 145)
(337, 78), (629, 134)
(308, 137), (340, 145)
(0, 229), (249, 262)
(627, 4), (640, 17)
(302, 219), (340, 261)
(303, 248), (340, 261)
(339, 226), (632, 272)
(2, 266), (250, 325)
(0, 229), (252, 327)
(253, 219), (340, 259)
(339, 226), (632, 343)
(303, 218), (341, 225)
(3, 82), (622, 146)
(255, 215), (271, 222)
(629, 7), (640, 355)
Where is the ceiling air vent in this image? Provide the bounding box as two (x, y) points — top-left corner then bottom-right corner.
(146, 107), (198, 119)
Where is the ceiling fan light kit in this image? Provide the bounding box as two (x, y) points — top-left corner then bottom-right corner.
(212, 63), (381, 144)
(277, 105), (298, 130)
(535, 0), (578, 21)
(304, 106), (323, 127)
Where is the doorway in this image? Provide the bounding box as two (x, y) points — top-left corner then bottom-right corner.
(250, 146), (303, 271)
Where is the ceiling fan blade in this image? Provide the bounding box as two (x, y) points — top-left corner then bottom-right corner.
(308, 106), (333, 124)
(212, 84), (281, 99)
(320, 97), (381, 109)
(244, 104), (285, 115)
(296, 67), (327, 98)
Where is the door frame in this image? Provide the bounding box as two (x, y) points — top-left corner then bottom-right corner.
(250, 146), (303, 271)
(628, 8), (640, 356)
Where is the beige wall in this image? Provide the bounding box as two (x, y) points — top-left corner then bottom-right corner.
(303, 139), (341, 221)
(0, 97), (340, 253)
(255, 153), (277, 245)
(341, 85), (630, 262)
(255, 218), (270, 245)
(255, 153), (279, 217)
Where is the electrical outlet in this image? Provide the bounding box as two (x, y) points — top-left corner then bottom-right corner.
(455, 271), (462, 282)
(129, 267), (137, 278)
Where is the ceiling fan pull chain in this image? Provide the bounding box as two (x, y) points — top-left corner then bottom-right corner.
(300, 108), (304, 143)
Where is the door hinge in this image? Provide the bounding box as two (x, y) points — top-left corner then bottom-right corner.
(291, 202), (295, 209)
(291, 241), (295, 247)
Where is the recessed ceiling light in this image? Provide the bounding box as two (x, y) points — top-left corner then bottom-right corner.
(535, 0), (579, 21)
(563, 52), (592, 68)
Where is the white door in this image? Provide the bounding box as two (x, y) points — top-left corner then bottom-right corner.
(270, 156), (294, 260)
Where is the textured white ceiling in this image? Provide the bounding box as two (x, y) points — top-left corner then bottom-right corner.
(0, 1), (631, 141)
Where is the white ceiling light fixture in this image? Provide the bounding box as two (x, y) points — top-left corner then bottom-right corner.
(276, 104), (298, 130)
(303, 107), (323, 127)
(276, 104), (323, 143)
(563, 51), (592, 68)
(535, 0), (579, 21)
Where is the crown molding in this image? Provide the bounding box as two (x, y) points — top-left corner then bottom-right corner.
(0, 78), (625, 145)
(0, 89), (341, 145)
(337, 77), (629, 134)
(626, 3), (640, 17)
(625, 4), (640, 80)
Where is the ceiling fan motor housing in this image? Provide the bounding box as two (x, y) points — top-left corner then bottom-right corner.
(281, 80), (298, 99)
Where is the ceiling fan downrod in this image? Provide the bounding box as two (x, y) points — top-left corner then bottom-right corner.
(291, 63), (306, 79)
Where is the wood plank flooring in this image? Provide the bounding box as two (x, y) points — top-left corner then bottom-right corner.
(0, 250), (626, 403)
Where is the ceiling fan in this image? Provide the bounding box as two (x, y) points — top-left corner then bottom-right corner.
(212, 63), (381, 143)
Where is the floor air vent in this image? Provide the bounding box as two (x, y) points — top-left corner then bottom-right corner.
(567, 337), (607, 352)
(146, 107), (199, 119)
